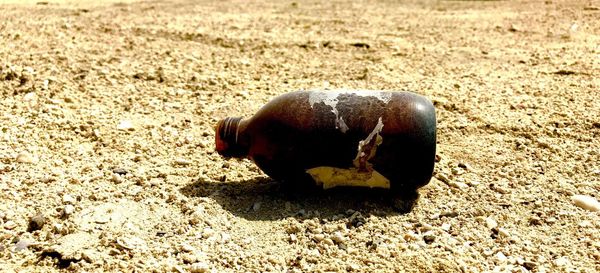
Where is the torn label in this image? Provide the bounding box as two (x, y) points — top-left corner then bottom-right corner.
(306, 117), (388, 189)
(353, 117), (384, 171)
(306, 166), (390, 189)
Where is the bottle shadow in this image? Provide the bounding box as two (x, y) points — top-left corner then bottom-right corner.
(179, 176), (412, 222)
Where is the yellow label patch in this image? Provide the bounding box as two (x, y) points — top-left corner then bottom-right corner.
(306, 166), (390, 189)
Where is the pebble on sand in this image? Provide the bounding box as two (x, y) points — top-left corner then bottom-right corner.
(27, 213), (47, 232)
(15, 152), (38, 164)
(497, 228), (510, 238)
(63, 205), (75, 217)
(180, 243), (195, 253)
(15, 239), (34, 251)
(62, 194), (76, 204)
(449, 181), (469, 189)
(495, 251), (508, 263)
(331, 232), (345, 244)
(313, 234), (325, 242)
(117, 120), (134, 131)
(116, 236), (146, 251)
(111, 173), (123, 183)
(202, 227), (215, 239)
(174, 158), (192, 166)
(4, 220), (17, 230)
(571, 195), (600, 212)
(190, 262), (209, 273)
(485, 217), (498, 230)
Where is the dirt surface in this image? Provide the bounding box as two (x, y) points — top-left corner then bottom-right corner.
(1, 0), (599, 272)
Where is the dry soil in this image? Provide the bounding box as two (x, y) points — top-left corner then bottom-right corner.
(1, 0), (599, 272)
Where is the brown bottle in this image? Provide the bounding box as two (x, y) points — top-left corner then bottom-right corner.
(215, 89), (436, 209)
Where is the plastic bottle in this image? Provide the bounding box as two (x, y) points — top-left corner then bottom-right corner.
(215, 89), (436, 211)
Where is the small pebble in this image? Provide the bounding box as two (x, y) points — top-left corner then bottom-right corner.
(403, 232), (418, 242)
(117, 120), (134, 131)
(62, 194), (75, 204)
(149, 178), (161, 187)
(112, 168), (128, 175)
(331, 232), (345, 244)
(441, 223), (451, 231)
(267, 256), (283, 265)
(451, 167), (464, 175)
(423, 234), (436, 244)
(485, 217), (498, 229)
(27, 213), (47, 232)
(63, 205), (75, 217)
(202, 227), (214, 239)
(553, 256), (569, 267)
(220, 232), (231, 243)
(172, 265), (185, 273)
(436, 173), (451, 184)
(523, 261), (537, 270)
(419, 224), (434, 232)
(4, 220), (17, 230)
(449, 181), (469, 189)
(529, 216), (542, 226)
(111, 173), (123, 183)
(116, 236), (145, 250)
(323, 238), (334, 245)
(174, 158), (192, 166)
(181, 253), (198, 264)
(15, 239), (33, 251)
(180, 243), (195, 252)
(497, 228), (510, 238)
(578, 220), (592, 228)
(440, 211), (459, 218)
(313, 234), (325, 242)
(495, 252), (508, 263)
(467, 180), (481, 186)
(23, 92), (37, 101)
(491, 184), (510, 194)
(52, 223), (65, 234)
(15, 152), (37, 164)
(571, 195), (600, 212)
(189, 262), (209, 273)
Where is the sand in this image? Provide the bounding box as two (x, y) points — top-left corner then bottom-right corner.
(1, 0), (599, 272)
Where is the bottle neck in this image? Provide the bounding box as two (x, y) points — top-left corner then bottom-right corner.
(215, 117), (248, 158)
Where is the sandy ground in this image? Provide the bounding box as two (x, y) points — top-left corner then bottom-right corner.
(1, 0), (599, 272)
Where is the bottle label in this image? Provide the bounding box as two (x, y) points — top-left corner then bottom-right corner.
(306, 166), (390, 189)
(306, 116), (390, 189)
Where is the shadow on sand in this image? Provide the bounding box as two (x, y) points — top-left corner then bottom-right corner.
(179, 176), (414, 222)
